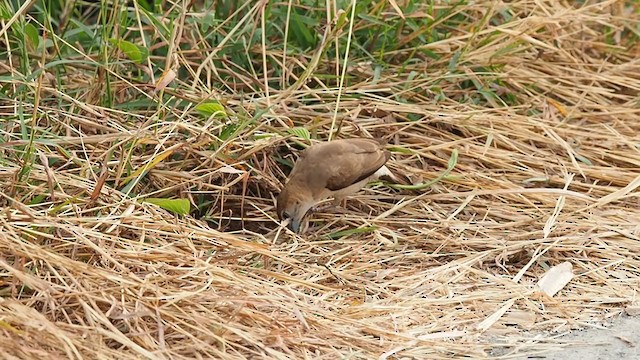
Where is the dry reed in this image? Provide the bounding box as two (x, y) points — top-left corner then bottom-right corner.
(0, 1), (639, 359)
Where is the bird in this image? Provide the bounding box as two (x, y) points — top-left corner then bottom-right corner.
(276, 137), (399, 233)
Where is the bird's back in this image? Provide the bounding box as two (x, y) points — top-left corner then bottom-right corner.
(288, 138), (390, 196)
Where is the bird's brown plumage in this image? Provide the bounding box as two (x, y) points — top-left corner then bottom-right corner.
(276, 137), (392, 233)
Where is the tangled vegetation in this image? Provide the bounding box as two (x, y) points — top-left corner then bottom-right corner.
(0, 0), (639, 358)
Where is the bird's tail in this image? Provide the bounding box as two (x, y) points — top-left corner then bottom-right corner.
(375, 165), (413, 186)
(373, 137), (420, 190)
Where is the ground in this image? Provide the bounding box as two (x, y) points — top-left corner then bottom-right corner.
(1, 1), (639, 359)
(517, 315), (640, 360)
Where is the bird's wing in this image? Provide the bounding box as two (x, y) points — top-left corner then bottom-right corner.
(306, 138), (390, 192)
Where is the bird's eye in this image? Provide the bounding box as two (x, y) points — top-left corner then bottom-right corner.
(282, 211), (291, 220)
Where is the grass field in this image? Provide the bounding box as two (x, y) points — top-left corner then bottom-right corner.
(1, 0), (639, 358)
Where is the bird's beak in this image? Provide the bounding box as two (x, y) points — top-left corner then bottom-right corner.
(288, 218), (301, 233)
(280, 217), (301, 233)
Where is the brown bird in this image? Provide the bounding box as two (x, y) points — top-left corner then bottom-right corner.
(276, 137), (397, 233)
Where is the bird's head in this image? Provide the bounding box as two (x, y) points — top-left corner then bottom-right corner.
(276, 185), (315, 233)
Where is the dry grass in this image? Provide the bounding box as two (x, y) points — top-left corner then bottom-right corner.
(1, 0), (640, 359)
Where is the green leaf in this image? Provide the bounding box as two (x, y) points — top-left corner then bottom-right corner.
(406, 71), (418, 82)
(24, 23), (39, 50)
(28, 194), (47, 205)
(0, 2), (11, 19)
(253, 133), (277, 140)
(407, 113), (422, 121)
(48, 196), (81, 215)
(275, 157), (294, 168)
(575, 153), (593, 165)
(138, 6), (170, 37)
(201, 13), (216, 32)
(447, 148), (459, 169)
(289, 9), (316, 49)
(373, 65), (382, 82)
(69, 18), (96, 38)
(327, 226), (377, 239)
(388, 146), (414, 155)
(195, 101), (227, 118)
(389, 148), (459, 190)
(108, 39), (149, 63)
(143, 198), (190, 215)
(136, 0), (153, 11)
(219, 123), (239, 140)
(335, 9), (348, 28)
(119, 180), (138, 197)
(286, 127), (310, 140)
(448, 50), (461, 71)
